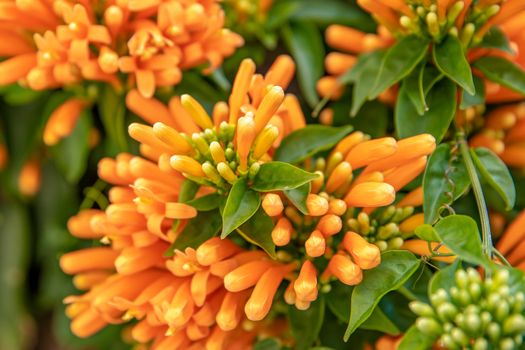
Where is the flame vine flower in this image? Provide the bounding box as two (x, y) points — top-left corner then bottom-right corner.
(318, 0), (525, 142)
(60, 56), (441, 348)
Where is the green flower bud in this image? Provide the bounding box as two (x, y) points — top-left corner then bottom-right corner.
(224, 147), (235, 161)
(513, 293), (525, 313)
(455, 269), (469, 289)
(377, 223), (399, 240)
(499, 337), (515, 350)
(514, 335), (523, 346)
(464, 313), (482, 336)
(387, 237), (404, 250)
(440, 334), (459, 350)
(443, 322), (454, 333)
(503, 314), (525, 335)
(495, 302), (510, 322)
(469, 283), (482, 301)
(451, 327), (469, 346)
(467, 268), (481, 284)
(436, 302), (458, 322)
(203, 128), (217, 142)
(454, 313), (465, 329)
(494, 269), (510, 286)
(248, 162), (260, 180)
(487, 293), (500, 311)
(431, 289), (449, 307)
(480, 311), (492, 329)
(410, 301), (435, 317)
(380, 206), (396, 223)
(375, 240), (388, 252)
(473, 338), (488, 350)
(192, 133), (210, 155)
(498, 285), (510, 298)
(416, 317), (442, 337)
(487, 323), (501, 342)
(484, 278), (494, 292)
(456, 289), (471, 306)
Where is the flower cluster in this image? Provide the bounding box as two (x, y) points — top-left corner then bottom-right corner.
(410, 268), (525, 350)
(0, 0), (243, 98)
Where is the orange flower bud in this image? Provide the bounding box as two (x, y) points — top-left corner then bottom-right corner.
(328, 253), (363, 286)
(229, 59), (256, 124)
(224, 260), (273, 292)
(295, 299), (312, 311)
(316, 214), (343, 237)
(43, 98), (86, 145)
(18, 159), (41, 196)
(165, 202), (197, 219)
(345, 137), (397, 169)
(170, 155), (205, 177)
(294, 260), (317, 300)
(180, 94), (213, 130)
(216, 291), (248, 331)
(305, 230), (326, 257)
(325, 52), (357, 75)
(152, 122), (193, 154)
(399, 213), (424, 234)
(343, 231), (381, 270)
(328, 199), (347, 216)
(262, 193), (284, 217)
(401, 240), (455, 263)
(254, 86), (285, 134)
(333, 131), (367, 157)
(236, 115), (256, 171)
(383, 156), (427, 191)
(67, 209), (104, 239)
(397, 187), (423, 207)
(252, 125), (279, 160)
(272, 217), (293, 246)
(311, 171), (325, 194)
(60, 247), (118, 274)
(316, 76), (343, 100)
(264, 55), (295, 90)
(195, 237), (240, 266)
(325, 161), (352, 193)
(209, 141), (226, 164)
(344, 182), (395, 207)
(284, 280), (297, 305)
(307, 194), (329, 216)
(244, 266), (285, 321)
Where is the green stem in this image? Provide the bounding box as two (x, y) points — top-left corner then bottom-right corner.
(398, 286), (419, 301)
(492, 247), (512, 267)
(458, 135), (493, 260)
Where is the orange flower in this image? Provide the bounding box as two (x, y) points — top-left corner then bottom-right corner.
(496, 210), (525, 271)
(0, 0), (242, 97)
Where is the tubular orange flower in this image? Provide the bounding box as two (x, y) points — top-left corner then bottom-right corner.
(43, 98), (88, 145)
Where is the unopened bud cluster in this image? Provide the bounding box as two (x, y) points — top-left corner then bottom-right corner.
(399, 1), (500, 46)
(410, 268), (525, 350)
(347, 205), (418, 251)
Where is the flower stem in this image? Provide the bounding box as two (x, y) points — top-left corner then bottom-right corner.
(458, 135), (493, 260)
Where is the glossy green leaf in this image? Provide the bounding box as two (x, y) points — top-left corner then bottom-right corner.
(474, 56), (525, 95)
(236, 208), (276, 258)
(282, 22), (324, 107)
(423, 144), (470, 224)
(414, 224), (440, 242)
(429, 260), (460, 295)
(397, 325), (436, 350)
(460, 75), (485, 109)
(404, 63), (427, 115)
(344, 251), (420, 340)
(179, 179), (200, 203)
(350, 51), (385, 116)
(369, 35), (429, 99)
(253, 338), (281, 350)
(433, 34), (475, 95)
(471, 147), (515, 210)
(284, 182), (310, 214)
(221, 179), (260, 238)
(185, 193), (223, 211)
(434, 215), (489, 267)
(396, 78), (457, 142)
(252, 162), (318, 192)
(339, 50), (380, 85)
(360, 307), (401, 335)
(98, 85), (127, 154)
(289, 296), (325, 350)
(165, 209), (221, 256)
(274, 125), (353, 163)
(478, 27), (514, 54)
(50, 111), (91, 183)
(348, 100), (388, 138)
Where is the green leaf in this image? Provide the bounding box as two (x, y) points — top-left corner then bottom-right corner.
(288, 296), (325, 350)
(474, 56), (525, 95)
(395, 78), (457, 143)
(284, 182), (310, 214)
(236, 208), (276, 258)
(433, 34), (475, 95)
(344, 250), (420, 340)
(360, 306), (401, 335)
(164, 209), (221, 257)
(350, 51), (385, 116)
(282, 22), (324, 107)
(478, 27), (514, 54)
(369, 35), (429, 99)
(252, 162), (318, 192)
(179, 179), (200, 203)
(185, 193), (223, 211)
(326, 281), (353, 322)
(434, 215), (489, 268)
(348, 100), (388, 138)
(471, 147), (515, 211)
(414, 224), (440, 242)
(404, 63), (427, 115)
(423, 144), (470, 224)
(50, 111), (91, 183)
(429, 260), (460, 295)
(460, 75), (485, 109)
(253, 338), (281, 350)
(98, 84), (127, 154)
(397, 325), (436, 350)
(221, 179), (260, 238)
(274, 125), (353, 163)
(339, 51), (380, 85)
